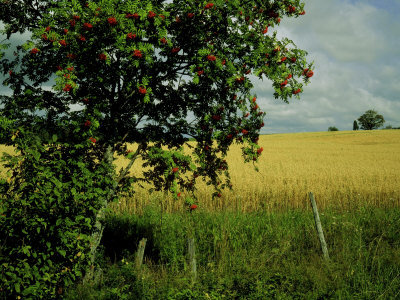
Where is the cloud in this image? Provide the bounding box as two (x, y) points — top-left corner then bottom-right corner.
(255, 0), (400, 133)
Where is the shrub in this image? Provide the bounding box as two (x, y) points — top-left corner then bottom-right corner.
(0, 133), (113, 298)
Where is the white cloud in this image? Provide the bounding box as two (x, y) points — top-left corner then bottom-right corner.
(255, 0), (400, 132)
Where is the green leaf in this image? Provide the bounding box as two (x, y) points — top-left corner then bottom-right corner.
(32, 150), (41, 162)
(58, 249), (66, 257)
(22, 286), (36, 296)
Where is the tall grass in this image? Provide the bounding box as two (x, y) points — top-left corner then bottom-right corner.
(66, 206), (400, 299)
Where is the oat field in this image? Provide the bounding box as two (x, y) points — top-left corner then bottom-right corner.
(1, 130), (399, 213)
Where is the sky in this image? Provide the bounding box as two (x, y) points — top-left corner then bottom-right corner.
(1, 0), (399, 134)
(255, 0), (400, 133)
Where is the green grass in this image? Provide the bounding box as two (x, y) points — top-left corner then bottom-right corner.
(66, 206), (400, 299)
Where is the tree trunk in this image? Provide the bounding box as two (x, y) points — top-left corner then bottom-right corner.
(84, 143), (144, 282)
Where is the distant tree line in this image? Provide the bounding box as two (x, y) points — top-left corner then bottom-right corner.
(328, 110), (398, 132)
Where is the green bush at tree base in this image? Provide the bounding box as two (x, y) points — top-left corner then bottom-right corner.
(0, 137), (114, 298)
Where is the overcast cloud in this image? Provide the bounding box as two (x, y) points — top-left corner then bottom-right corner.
(1, 0), (399, 133)
(257, 0), (400, 133)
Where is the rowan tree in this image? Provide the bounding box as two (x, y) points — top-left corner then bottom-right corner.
(0, 0), (313, 296)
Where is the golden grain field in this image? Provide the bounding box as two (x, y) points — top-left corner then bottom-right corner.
(111, 130), (400, 213)
(1, 130), (399, 213)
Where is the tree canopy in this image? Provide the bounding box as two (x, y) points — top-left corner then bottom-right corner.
(1, 0), (313, 197)
(0, 1), (314, 296)
(357, 110), (385, 130)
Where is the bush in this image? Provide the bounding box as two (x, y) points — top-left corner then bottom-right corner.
(328, 126), (339, 131)
(0, 135), (113, 298)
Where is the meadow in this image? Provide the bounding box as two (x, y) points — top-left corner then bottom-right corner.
(1, 130), (400, 299)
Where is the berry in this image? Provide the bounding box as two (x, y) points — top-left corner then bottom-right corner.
(204, 3), (214, 10)
(133, 49), (142, 58)
(138, 86), (147, 94)
(107, 17), (117, 26)
(148, 11), (156, 18)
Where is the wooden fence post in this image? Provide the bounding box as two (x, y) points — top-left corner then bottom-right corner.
(135, 238), (147, 269)
(309, 192), (330, 260)
(187, 238), (197, 281)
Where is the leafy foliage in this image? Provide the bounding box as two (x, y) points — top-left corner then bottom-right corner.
(0, 0), (313, 199)
(0, 0), (313, 297)
(0, 129), (114, 298)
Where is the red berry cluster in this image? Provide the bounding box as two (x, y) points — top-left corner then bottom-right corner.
(107, 17), (117, 26)
(171, 47), (180, 54)
(288, 5), (296, 13)
(127, 32), (136, 40)
(98, 53), (107, 61)
(293, 88), (301, 95)
(30, 48), (39, 55)
(63, 84), (72, 92)
(148, 11), (156, 19)
(125, 13), (139, 19)
(204, 3), (214, 10)
(83, 23), (93, 30)
(303, 68), (314, 78)
(138, 86), (147, 94)
(133, 49), (142, 58)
